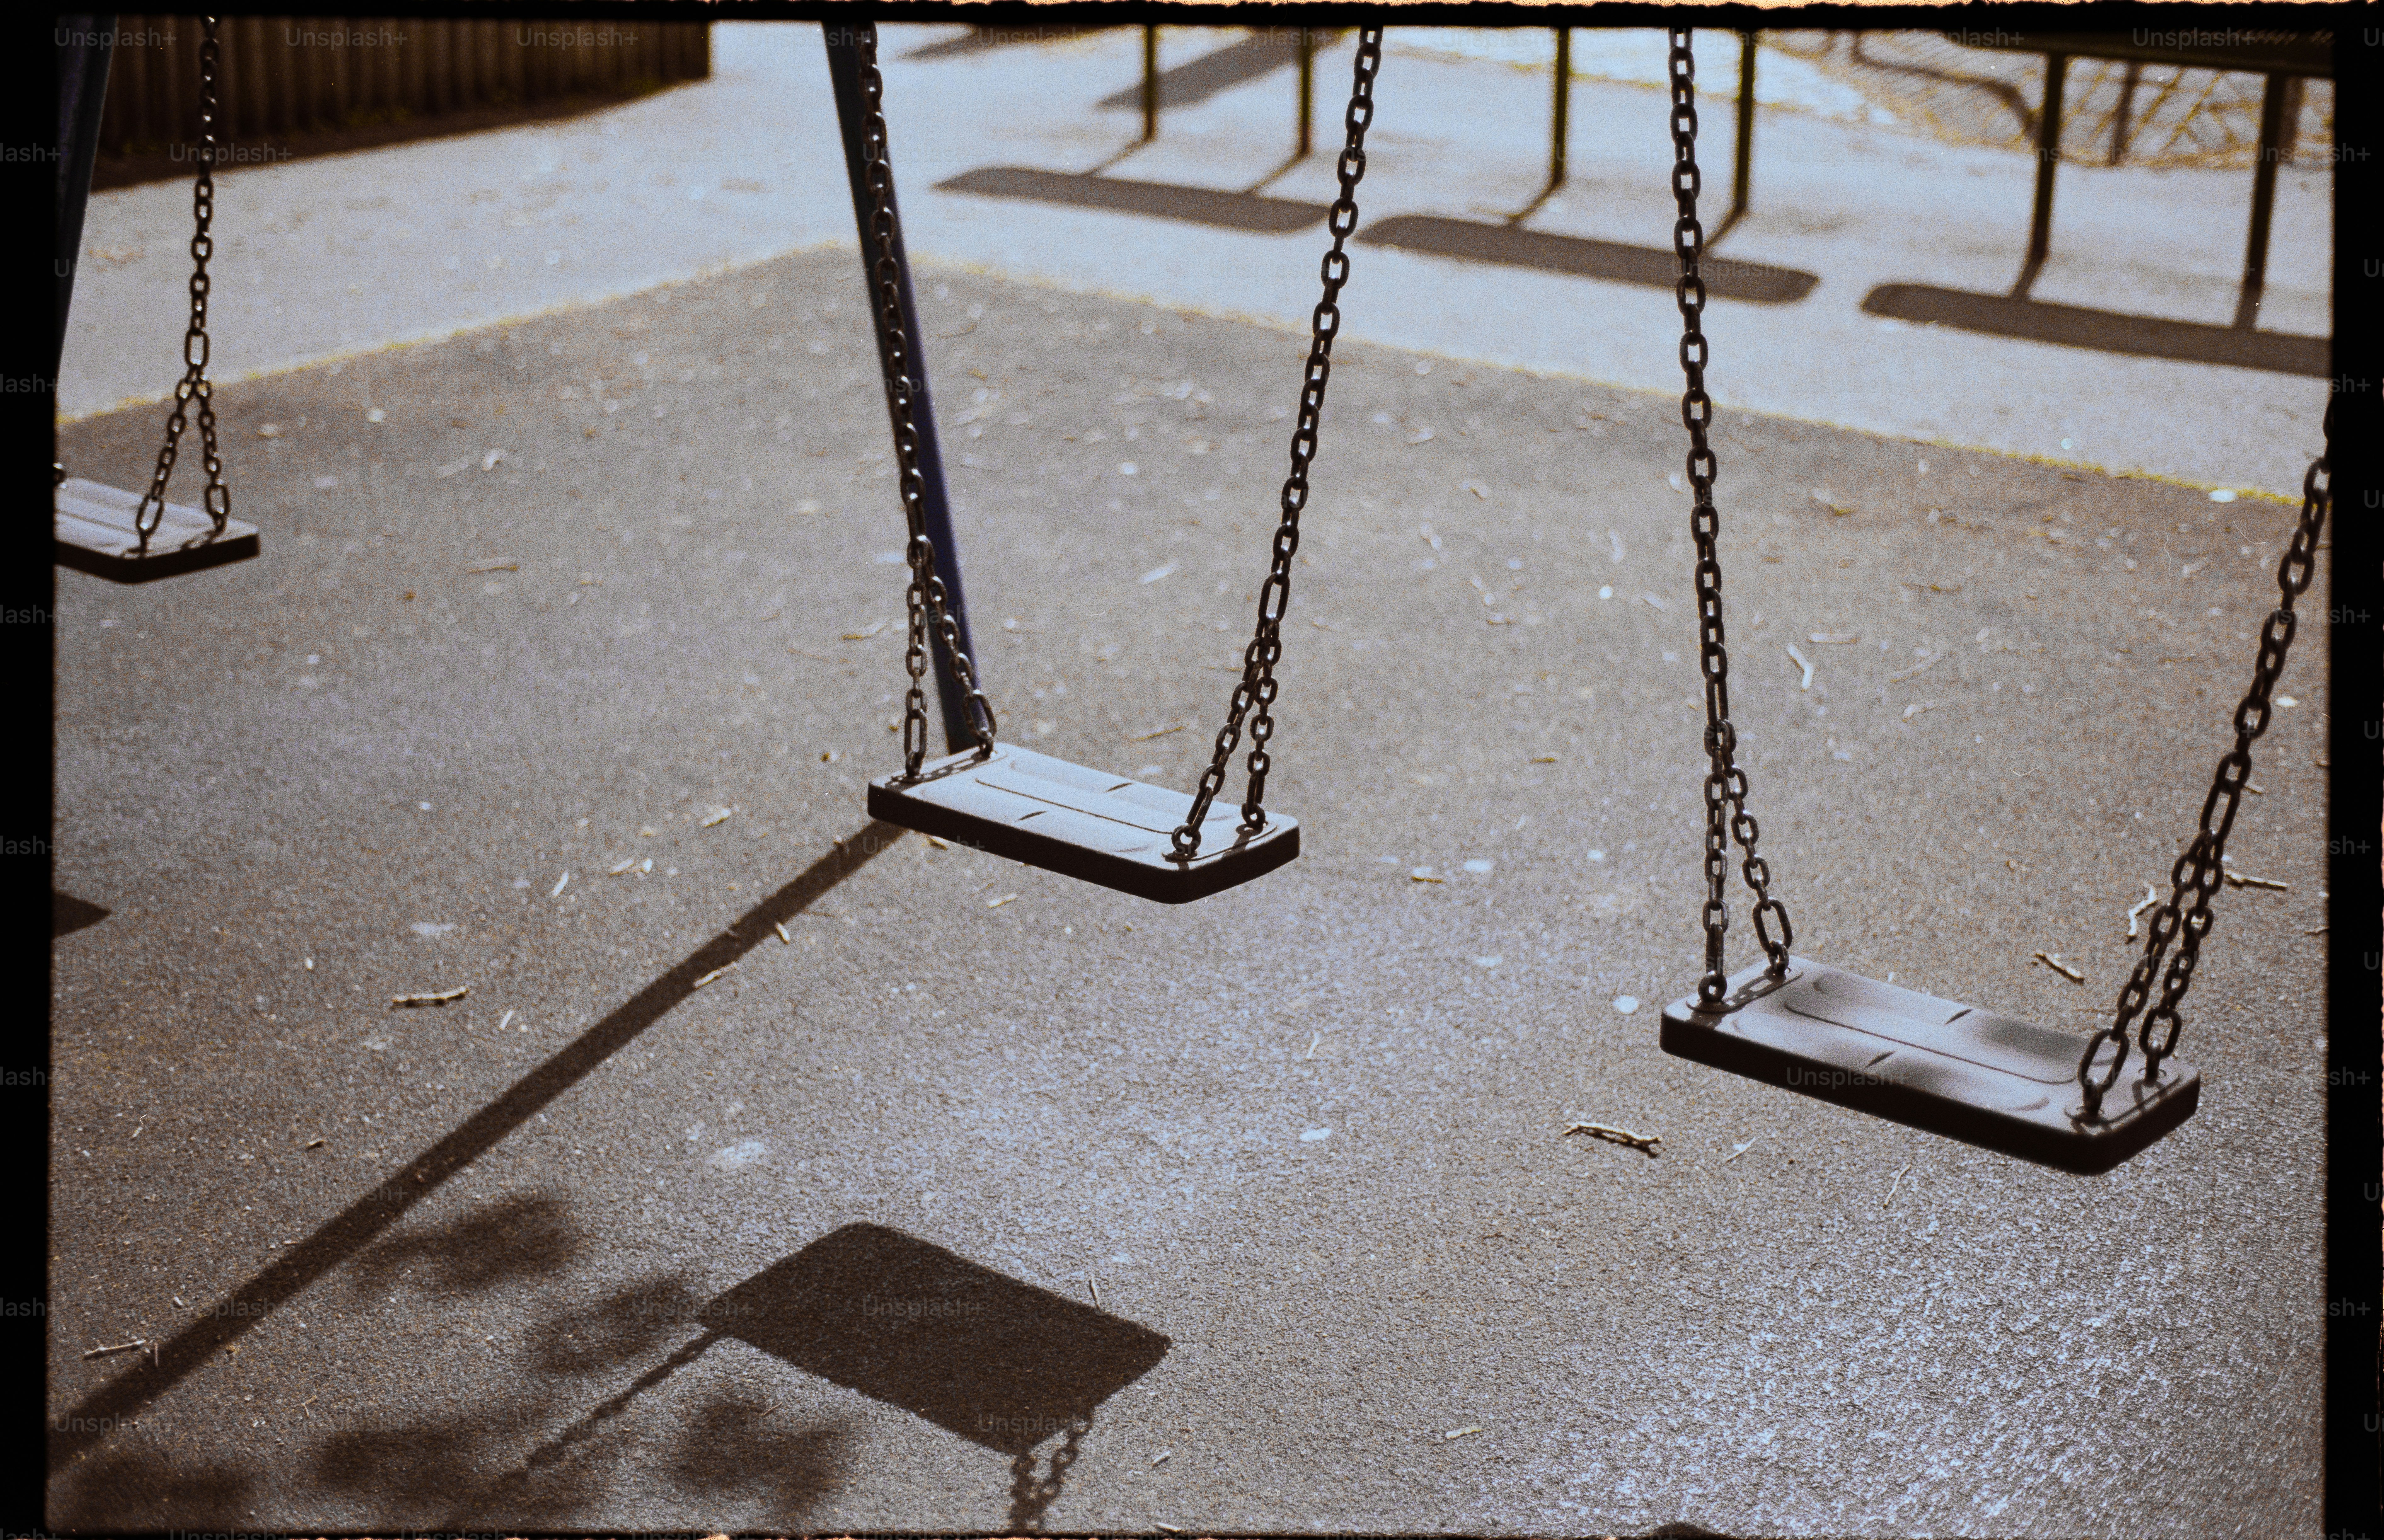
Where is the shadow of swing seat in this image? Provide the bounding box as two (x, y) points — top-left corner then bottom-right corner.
(1353, 214), (1818, 303)
(934, 165), (1332, 234)
(1662, 958), (2199, 1175)
(1860, 283), (2330, 377)
(700, 1224), (1171, 1458)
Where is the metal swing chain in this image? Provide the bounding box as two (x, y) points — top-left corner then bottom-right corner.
(851, 26), (997, 779)
(133, 14), (232, 554)
(1170, 26), (1383, 861)
(2077, 399), (2332, 1119)
(1667, 29), (1791, 1006)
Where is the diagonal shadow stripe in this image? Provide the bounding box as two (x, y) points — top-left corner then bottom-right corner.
(45, 822), (907, 1477)
(936, 165), (1330, 234)
(1094, 29), (1341, 111)
(1861, 284), (2331, 376)
(1356, 214), (1820, 304)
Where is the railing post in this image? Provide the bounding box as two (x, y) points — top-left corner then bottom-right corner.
(1296, 26), (1313, 157)
(2234, 72), (2288, 330)
(821, 25), (984, 755)
(1142, 24), (1158, 141)
(2013, 51), (2067, 298)
(1549, 26), (1570, 188)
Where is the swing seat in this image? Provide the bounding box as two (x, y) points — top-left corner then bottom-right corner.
(56, 477), (259, 583)
(1661, 957), (2198, 1174)
(867, 743), (1299, 904)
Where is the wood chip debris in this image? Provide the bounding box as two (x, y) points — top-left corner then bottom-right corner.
(304, 1137), (326, 1149)
(2224, 871), (2288, 891)
(773, 921), (792, 945)
(700, 807), (735, 828)
(465, 559), (518, 574)
(1531, 754), (1559, 763)
(1564, 1121), (1661, 1154)
(1157, 1525), (1184, 1534)
(1810, 632), (1858, 645)
(1900, 580), (1961, 593)
(1888, 652), (1942, 683)
(1640, 591), (1666, 611)
(1129, 723), (1183, 742)
(925, 834), (949, 848)
(83, 1339), (148, 1359)
(987, 893), (1018, 909)
(392, 985), (469, 1008)
(840, 621), (887, 641)
(1811, 489), (1854, 515)
(2125, 885), (2159, 938)
(498, 1009), (516, 1031)
(1785, 644), (1815, 690)
(550, 872), (570, 897)
(1305, 1032), (1321, 1060)
(1443, 1424), (1486, 1440)
(1903, 700), (1936, 720)
(608, 857), (637, 875)
(691, 962), (737, 989)
(2032, 951), (2085, 984)
(1885, 1163), (1910, 1205)
(1151, 1449), (1172, 1467)
(1723, 1131), (1769, 1163)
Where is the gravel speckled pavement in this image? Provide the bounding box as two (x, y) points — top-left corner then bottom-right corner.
(50, 248), (2328, 1535)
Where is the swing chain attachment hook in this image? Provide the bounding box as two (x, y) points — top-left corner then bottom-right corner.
(1171, 25), (1383, 863)
(133, 14), (232, 556)
(852, 26), (997, 779)
(2077, 398), (2331, 1121)
(1668, 27), (1790, 1008)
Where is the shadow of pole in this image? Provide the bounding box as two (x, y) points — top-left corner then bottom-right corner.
(46, 822), (908, 1478)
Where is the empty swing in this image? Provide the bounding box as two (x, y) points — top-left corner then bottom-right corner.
(848, 25), (1387, 903)
(1647, 29), (2330, 1174)
(55, 14), (259, 583)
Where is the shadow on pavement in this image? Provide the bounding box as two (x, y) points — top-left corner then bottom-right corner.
(49, 1450), (254, 1533)
(906, 23), (1121, 61)
(1861, 283), (2330, 376)
(46, 822), (906, 1479)
(1095, 28), (1345, 111)
(353, 1190), (587, 1295)
(1356, 215), (1821, 303)
(938, 166), (1331, 233)
(53, 891), (110, 937)
(702, 1223), (1171, 1530)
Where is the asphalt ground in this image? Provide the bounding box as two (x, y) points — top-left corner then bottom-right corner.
(48, 245), (2331, 1535)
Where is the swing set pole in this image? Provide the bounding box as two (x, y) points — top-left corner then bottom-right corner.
(821, 26), (984, 756)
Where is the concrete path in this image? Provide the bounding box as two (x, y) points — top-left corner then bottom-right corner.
(63, 23), (2331, 494)
(51, 23), (2332, 1540)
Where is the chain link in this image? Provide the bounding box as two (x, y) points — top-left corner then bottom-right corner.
(2078, 399), (2332, 1118)
(850, 26), (997, 777)
(1667, 30), (1791, 1005)
(1170, 27), (1383, 860)
(133, 14), (231, 555)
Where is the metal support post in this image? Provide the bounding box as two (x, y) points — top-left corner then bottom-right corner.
(821, 26), (984, 755)
(2234, 72), (2288, 330)
(2013, 52), (2068, 298)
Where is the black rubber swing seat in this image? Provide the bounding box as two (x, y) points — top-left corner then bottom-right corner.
(1661, 956), (2199, 1174)
(867, 743), (1299, 904)
(55, 477), (259, 583)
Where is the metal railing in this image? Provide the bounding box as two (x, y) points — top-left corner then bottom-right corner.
(89, 14), (710, 152)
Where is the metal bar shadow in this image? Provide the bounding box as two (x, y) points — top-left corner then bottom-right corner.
(1095, 29), (1336, 111)
(1356, 214), (1819, 303)
(936, 165), (1330, 234)
(45, 822), (908, 1477)
(1861, 284), (2330, 377)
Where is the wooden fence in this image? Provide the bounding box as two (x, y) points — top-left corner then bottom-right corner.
(93, 15), (711, 152)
